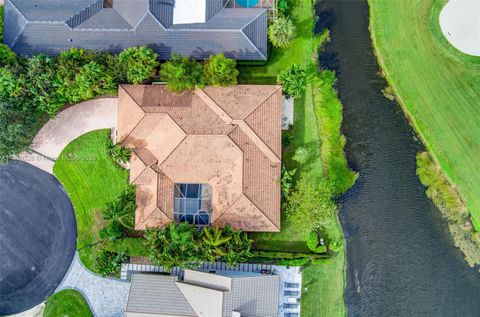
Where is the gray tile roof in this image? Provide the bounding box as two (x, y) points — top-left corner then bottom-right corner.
(126, 272), (280, 317)
(126, 274), (197, 316)
(3, 0), (268, 60)
(223, 275), (280, 317)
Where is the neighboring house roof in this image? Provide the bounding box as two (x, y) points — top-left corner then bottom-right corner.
(117, 84), (282, 232)
(125, 270), (280, 317)
(3, 0), (268, 60)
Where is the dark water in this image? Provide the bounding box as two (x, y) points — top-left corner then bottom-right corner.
(316, 1), (480, 316)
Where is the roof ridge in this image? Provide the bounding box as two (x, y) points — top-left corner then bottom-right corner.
(210, 195), (243, 223)
(212, 194), (280, 231)
(119, 86), (147, 144)
(135, 207), (165, 230)
(242, 85), (282, 119)
(233, 121), (280, 164)
(240, 9), (268, 60)
(195, 88), (233, 124)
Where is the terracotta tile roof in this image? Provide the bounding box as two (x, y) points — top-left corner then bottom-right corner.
(118, 84), (282, 232)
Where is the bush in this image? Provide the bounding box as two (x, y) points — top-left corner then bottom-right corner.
(278, 64), (307, 97)
(281, 165), (296, 199)
(203, 54), (239, 87)
(0, 44), (17, 67)
(0, 100), (41, 162)
(74, 62), (117, 101)
(285, 172), (336, 233)
(145, 223), (252, 269)
(268, 17), (296, 48)
(292, 146), (311, 165)
(145, 223), (202, 269)
(94, 248), (127, 276)
(306, 231), (327, 254)
(108, 142), (132, 164)
(57, 48), (96, 88)
(0, 68), (24, 100)
(118, 46), (159, 84)
(26, 54), (65, 115)
(277, 0), (289, 16)
(159, 53), (204, 93)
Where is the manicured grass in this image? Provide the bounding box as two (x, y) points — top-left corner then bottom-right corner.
(44, 290), (93, 317)
(368, 0), (480, 229)
(54, 129), (130, 271)
(238, 0), (325, 84)
(241, 1), (354, 315)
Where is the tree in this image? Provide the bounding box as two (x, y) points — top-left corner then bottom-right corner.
(221, 225), (253, 266)
(285, 173), (336, 233)
(0, 100), (40, 162)
(203, 54), (239, 87)
(118, 46), (159, 84)
(74, 61), (116, 101)
(159, 53), (204, 93)
(277, 0), (289, 16)
(101, 188), (136, 233)
(145, 223), (202, 269)
(277, 64), (307, 97)
(268, 17), (296, 48)
(201, 226), (232, 261)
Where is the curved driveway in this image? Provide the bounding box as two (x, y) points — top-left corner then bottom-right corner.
(0, 161), (77, 315)
(18, 98), (118, 173)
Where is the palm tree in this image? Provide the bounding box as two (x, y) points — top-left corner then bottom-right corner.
(201, 226), (232, 261)
(101, 200), (133, 230)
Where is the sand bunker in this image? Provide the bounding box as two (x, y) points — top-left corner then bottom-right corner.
(439, 0), (480, 56)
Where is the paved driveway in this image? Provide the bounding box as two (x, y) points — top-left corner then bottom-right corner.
(18, 98), (118, 173)
(0, 161), (77, 315)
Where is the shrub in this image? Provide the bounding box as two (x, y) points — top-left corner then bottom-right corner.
(74, 62), (117, 101)
(306, 231), (327, 254)
(108, 142), (132, 164)
(277, 0), (289, 16)
(94, 248), (127, 276)
(203, 54), (239, 87)
(268, 17), (296, 48)
(145, 223), (202, 269)
(278, 64), (307, 97)
(0, 44), (17, 67)
(26, 54), (65, 115)
(282, 130), (294, 148)
(57, 48), (96, 87)
(285, 172), (336, 233)
(159, 53), (204, 93)
(0, 68), (24, 100)
(118, 46), (159, 84)
(292, 146), (311, 165)
(281, 165), (296, 199)
(0, 100), (41, 162)
(218, 225), (253, 266)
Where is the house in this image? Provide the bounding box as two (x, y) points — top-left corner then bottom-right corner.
(117, 85), (282, 232)
(3, 0), (268, 60)
(125, 269), (280, 317)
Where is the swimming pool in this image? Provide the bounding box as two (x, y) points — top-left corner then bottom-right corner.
(236, 0), (259, 8)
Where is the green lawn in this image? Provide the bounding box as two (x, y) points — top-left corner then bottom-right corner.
(44, 290), (93, 317)
(241, 1), (354, 316)
(54, 129), (130, 271)
(368, 0), (480, 229)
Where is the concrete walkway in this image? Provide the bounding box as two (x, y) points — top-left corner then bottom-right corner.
(18, 98), (118, 173)
(57, 253), (130, 317)
(11, 98), (124, 317)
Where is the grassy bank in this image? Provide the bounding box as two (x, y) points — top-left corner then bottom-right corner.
(417, 152), (480, 267)
(44, 290), (93, 317)
(54, 130), (130, 271)
(368, 0), (480, 230)
(241, 0), (355, 315)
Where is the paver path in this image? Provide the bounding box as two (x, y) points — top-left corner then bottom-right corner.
(57, 253), (130, 317)
(18, 98), (118, 173)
